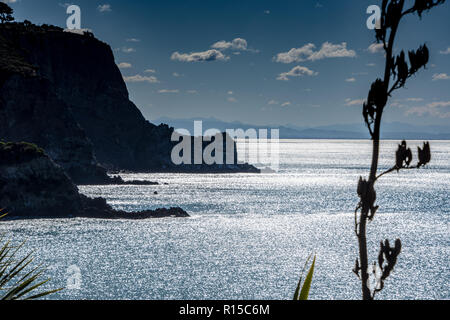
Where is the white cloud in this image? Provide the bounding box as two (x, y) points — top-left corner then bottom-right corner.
(172, 38), (256, 64)
(186, 90), (198, 94)
(277, 66), (318, 81)
(274, 42), (356, 63)
(126, 38), (140, 42)
(159, 89), (179, 94)
(406, 98), (424, 102)
(171, 50), (229, 62)
(123, 75), (159, 83)
(264, 10), (271, 14)
(406, 101), (450, 118)
(274, 43), (315, 63)
(2, 0), (18, 3)
(367, 63), (376, 67)
(212, 38), (249, 51)
(439, 47), (450, 55)
(97, 4), (112, 12)
(227, 97), (237, 103)
(117, 62), (132, 69)
(432, 73), (450, 81)
(173, 72), (182, 77)
(118, 47), (136, 53)
(345, 98), (365, 106)
(367, 43), (384, 54)
(281, 102), (291, 107)
(346, 77), (356, 82)
(268, 100), (279, 105)
(390, 101), (404, 108)
(145, 69), (156, 73)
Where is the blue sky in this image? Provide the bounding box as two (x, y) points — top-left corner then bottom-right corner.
(6, 0), (450, 127)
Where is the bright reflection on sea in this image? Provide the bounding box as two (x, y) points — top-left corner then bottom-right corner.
(0, 140), (448, 300)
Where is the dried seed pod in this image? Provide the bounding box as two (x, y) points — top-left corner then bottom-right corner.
(378, 242), (385, 268)
(409, 50), (419, 73)
(395, 140), (413, 169)
(396, 141), (406, 169)
(357, 177), (364, 196)
(353, 259), (361, 278)
(394, 239), (402, 256)
(421, 44), (429, 67)
(405, 148), (413, 166)
(409, 45), (430, 74)
(378, 238), (401, 282)
(369, 205), (379, 221)
(418, 141), (431, 167)
(363, 102), (376, 127)
(415, 0), (438, 18)
(396, 51), (409, 85)
(368, 79), (387, 108)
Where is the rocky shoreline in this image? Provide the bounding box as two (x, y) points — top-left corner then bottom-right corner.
(0, 142), (189, 220)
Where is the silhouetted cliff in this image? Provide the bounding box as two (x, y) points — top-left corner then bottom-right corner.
(0, 142), (188, 219)
(0, 22), (258, 185)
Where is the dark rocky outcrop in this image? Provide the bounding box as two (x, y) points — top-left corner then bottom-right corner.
(0, 142), (188, 219)
(0, 22), (258, 185)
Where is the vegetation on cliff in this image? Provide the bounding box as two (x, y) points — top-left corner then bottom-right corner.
(0, 142), (44, 165)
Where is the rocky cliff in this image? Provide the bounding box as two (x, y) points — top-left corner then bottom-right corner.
(0, 24), (113, 184)
(0, 22), (258, 184)
(0, 142), (188, 219)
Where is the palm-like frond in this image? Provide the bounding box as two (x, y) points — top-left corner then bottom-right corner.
(0, 211), (63, 300)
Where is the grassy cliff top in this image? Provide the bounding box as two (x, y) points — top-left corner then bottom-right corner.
(0, 22), (101, 78)
(0, 142), (46, 166)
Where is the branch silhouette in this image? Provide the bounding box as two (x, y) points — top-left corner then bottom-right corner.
(354, 0), (445, 300)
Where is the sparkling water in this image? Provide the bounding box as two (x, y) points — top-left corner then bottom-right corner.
(1, 140), (448, 300)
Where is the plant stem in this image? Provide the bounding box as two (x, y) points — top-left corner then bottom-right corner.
(357, 1), (402, 299)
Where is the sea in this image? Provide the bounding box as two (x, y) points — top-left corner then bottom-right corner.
(1, 140), (448, 300)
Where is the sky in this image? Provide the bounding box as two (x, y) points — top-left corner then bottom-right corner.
(5, 0), (450, 128)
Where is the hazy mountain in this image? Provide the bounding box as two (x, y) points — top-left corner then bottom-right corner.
(153, 117), (450, 140)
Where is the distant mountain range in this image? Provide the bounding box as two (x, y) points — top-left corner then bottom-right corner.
(153, 117), (450, 140)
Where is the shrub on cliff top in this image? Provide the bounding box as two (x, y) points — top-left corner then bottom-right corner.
(0, 3), (14, 24)
(0, 142), (46, 166)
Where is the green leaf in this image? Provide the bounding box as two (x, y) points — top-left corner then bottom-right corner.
(0, 232), (62, 300)
(299, 255), (316, 300)
(293, 253), (313, 300)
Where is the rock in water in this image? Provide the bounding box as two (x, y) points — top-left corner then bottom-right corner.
(0, 142), (189, 219)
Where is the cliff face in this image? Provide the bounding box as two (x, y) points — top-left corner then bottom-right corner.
(0, 74), (110, 184)
(0, 24), (112, 184)
(0, 142), (188, 219)
(0, 23), (258, 177)
(0, 142), (83, 217)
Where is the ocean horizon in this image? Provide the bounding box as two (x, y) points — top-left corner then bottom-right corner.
(1, 139), (448, 300)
